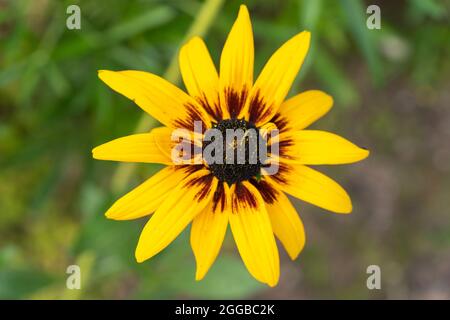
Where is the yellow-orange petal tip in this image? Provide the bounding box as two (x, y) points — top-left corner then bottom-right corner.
(135, 251), (146, 263)
(91, 147), (98, 159)
(362, 148), (370, 159)
(195, 272), (205, 281)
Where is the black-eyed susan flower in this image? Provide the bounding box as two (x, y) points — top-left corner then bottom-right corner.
(92, 5), (369, 287)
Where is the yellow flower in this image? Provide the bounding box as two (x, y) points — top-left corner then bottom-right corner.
(92, 5), (369, 287)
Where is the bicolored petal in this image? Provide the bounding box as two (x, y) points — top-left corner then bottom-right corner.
(229, 182), (280, 287)
(242, 31), (311, 125)
(135, 169), (218, 262)
(278, 130), (370, 165)
(268, 163), (352, 214)
(191, 183), (230, 280)
(92, 131), (172, 164)
(105, 166), (193, 220)
(273, 90), (333, 132)
(266, 189), (305, 260)
(179, 37), (225, 121)
(98, 70), (211, 130)
(220, 5), (254, 118)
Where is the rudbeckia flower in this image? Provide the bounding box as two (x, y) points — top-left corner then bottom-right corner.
(93, 5), (369, 287)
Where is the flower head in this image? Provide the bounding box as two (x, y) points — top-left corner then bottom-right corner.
(92, 5), (369, 287)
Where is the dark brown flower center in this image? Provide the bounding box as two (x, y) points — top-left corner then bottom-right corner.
(203, 118), (266, 185)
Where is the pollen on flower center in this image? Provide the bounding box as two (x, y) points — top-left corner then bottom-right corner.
(203, 118), (266, 185)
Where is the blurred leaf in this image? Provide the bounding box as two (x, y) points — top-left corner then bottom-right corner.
(299, 0), (322, 30)
(28, 160), (63, 214)
(0, 245), (23, 266)
(45, 62), (71, 97)
(139, 230), (264, 299)
(79, 182), (107, 219)
(169, 254), (264, 299)
(107, 6), (176, 43)
(19, 10), (64, 106)
(0, 269), (55, 299)
(340, 0), (384, 85)
(411, 25), (448, 84)
(0, 61), (26, 86)
(408, 0), (447, 20)
(292, 0), (323, 88)
(313, 47), (359, 108)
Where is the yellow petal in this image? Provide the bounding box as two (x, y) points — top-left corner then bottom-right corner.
(280, 130), (370, 165)
(229, 182), (280, 287)
(191, 183), (230, 280)
(135, 169), (218, 262)
(220, 5), (254, 118)
(98, 70), (211, 130)
(179, 37), (226, 121)
(266, 190), (305, 260)
(269, 164), (352, 214)
(92, 132), (172, 164)
(274, 90), (333, 131)
(105, 166), (192, 220)
(242, 31), (311, 125)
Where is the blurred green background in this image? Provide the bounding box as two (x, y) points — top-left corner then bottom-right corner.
(1, 0), (450, 299)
